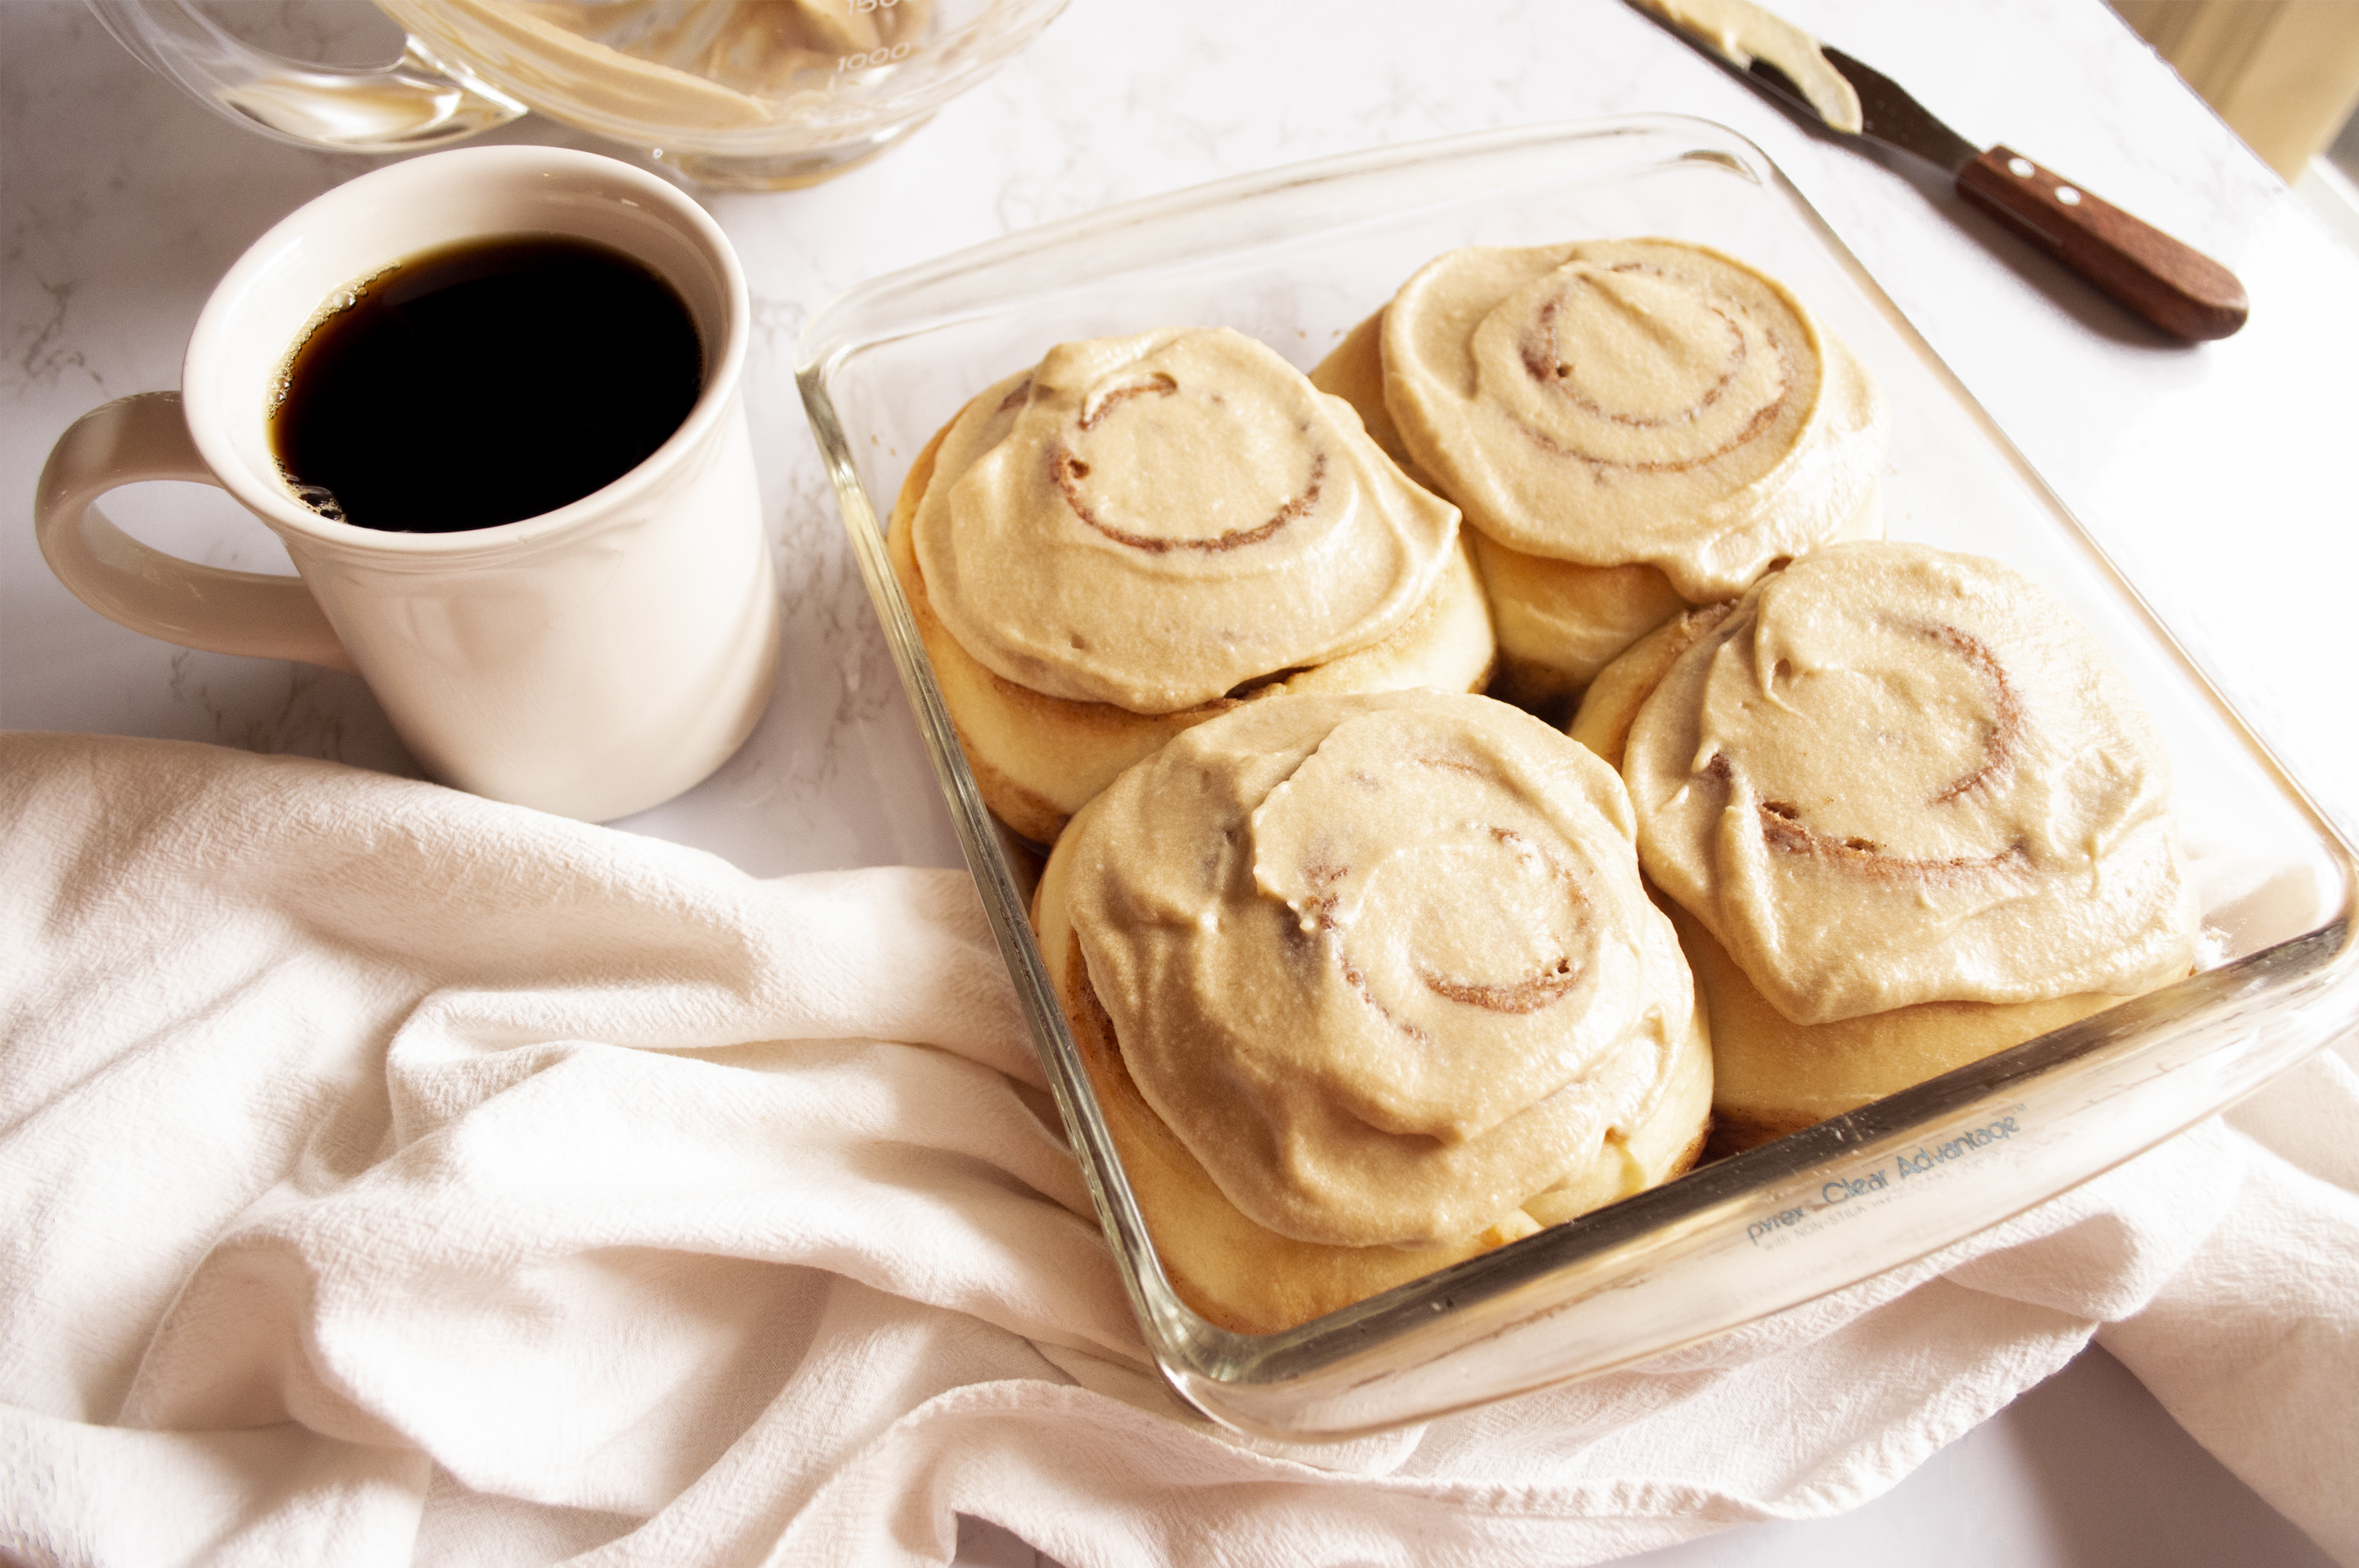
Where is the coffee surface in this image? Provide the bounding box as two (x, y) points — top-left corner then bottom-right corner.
(271, 234), (703, 533)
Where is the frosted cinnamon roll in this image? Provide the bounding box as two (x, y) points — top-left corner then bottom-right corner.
(1576, 542), (2200, 1149)
(893, 326), (1494, 843)
(1034, 689), (1713, 1333)
(1355, 238), (1886, 710)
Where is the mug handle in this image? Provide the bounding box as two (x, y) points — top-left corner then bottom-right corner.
(35, 392), (358, 674)
(83, 0), (527, 153)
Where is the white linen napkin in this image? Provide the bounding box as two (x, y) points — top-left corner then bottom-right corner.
(2, 731), (2352, 1567)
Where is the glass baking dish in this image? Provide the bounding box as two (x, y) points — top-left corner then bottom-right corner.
(795, 115), (2359, 1439)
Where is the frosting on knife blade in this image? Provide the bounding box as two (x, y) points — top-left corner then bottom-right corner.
(1633, 0), (1863, 135)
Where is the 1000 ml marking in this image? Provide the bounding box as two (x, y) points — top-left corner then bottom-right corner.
(837, 43), (915, 69)
(1744, 1112), (2025, 1250)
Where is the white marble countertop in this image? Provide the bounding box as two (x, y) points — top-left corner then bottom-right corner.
(4, 2), (2352, 1563)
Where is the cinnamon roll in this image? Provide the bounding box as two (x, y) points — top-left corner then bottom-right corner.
(1320, 239), (1886, 713)
(893, 326), (1495, 843)
(1034, 688), (1713, 1333)
(1574, 541), (2201, 1149)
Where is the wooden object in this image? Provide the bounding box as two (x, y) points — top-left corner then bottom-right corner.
(1955, 144), (2251, 339)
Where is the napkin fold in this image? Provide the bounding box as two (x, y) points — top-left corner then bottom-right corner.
(1, 731), (2352, 1567)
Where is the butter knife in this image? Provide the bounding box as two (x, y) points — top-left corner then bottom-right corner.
(1627, 0), (2248, 341)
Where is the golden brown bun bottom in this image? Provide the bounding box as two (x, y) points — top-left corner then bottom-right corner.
(1472, 535), (1691, 717)
(889, 411), (1498, 845)
(1669, 902), (2120, 1154)
(1034, 796), (1714, 1334)
(1572, 611), (2140, 1156)
(1307, 310), (1423, 477)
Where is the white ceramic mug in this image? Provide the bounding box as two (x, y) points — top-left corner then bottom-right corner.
(35, 146), (779, 822)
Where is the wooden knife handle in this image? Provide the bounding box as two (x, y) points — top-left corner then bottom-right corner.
(1955, 145), (2248, 341)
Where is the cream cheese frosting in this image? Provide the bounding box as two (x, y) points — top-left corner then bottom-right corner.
(1382, 238), (1885, 601)
(1619, 542), (2198, 1025)
(1627, 0), (1865, 134)
(911, 327), (1462, 714)
(1060, 689), (1703, 1249)
(389, 0), (935, 125)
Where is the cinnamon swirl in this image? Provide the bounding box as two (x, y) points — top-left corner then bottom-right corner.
(1034, 688), (1713, 1333)
(1336, 238), (1886, 711)
(1576, 542), (2200, 1149)
(894, 327), (1494, 843)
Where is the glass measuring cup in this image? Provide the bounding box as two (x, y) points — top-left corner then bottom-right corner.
(85, 0), (1070, 188)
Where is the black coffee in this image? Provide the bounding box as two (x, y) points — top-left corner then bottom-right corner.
(271, 234), (703, 533)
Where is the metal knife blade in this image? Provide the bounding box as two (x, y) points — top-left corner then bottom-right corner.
(1625, 0), (2248, 341)
(1816, 46), (1977, 174)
